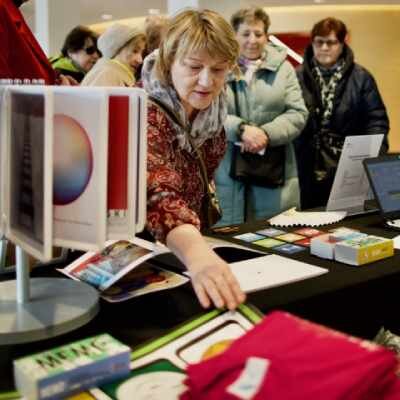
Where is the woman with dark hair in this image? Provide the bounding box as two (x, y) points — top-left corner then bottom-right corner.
(50, 25), (100, 83)
(295, 17), (389, 209)
(82, 23), (145, 87)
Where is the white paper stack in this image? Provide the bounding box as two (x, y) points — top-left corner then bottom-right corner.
(269, 208), (347, 228)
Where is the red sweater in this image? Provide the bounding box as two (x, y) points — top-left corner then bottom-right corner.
(0, 0), (55, 84)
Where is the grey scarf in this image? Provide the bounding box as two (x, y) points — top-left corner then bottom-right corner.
(141, 50), (227, 152)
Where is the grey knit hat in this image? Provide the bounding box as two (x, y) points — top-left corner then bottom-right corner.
(98, 23), (143, 59)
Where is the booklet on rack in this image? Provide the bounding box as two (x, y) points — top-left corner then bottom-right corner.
(0, 85), (147, 261)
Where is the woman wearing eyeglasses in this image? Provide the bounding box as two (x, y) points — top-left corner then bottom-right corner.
(50, 25), (100, 83)
(295, 17), (389, 210)
(81, 23), (146, 87)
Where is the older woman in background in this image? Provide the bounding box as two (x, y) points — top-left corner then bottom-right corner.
(81, 23), (146, 87)
(50, 25), (100, 83)
(214, 7), (308, 226)
(295, 17), (389, 209)
(141, 9), (245, 310)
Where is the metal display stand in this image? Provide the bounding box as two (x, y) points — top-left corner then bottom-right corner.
(0, 246), (99, 345)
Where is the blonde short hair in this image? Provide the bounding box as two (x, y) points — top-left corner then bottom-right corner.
(155, 9), (239, 84)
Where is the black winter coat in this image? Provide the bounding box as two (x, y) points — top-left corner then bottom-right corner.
(295, 44), (389, 209)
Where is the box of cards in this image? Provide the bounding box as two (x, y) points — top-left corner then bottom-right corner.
(13, 334), (130, 400)
(334, 235), (394, 266)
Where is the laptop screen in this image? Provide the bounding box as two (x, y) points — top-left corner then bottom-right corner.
(364, 156), (400, 214)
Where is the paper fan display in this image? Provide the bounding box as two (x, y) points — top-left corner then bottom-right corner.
(269, 207), (347, 227)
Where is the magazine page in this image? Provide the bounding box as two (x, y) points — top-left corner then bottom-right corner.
(59, 238), (170, 292)
(101, 264), (189, 303)
(52, 87), (108, 252)
(6, 86), (53, 261)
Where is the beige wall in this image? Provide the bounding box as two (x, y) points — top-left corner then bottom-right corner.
(267, 5), (400, 151)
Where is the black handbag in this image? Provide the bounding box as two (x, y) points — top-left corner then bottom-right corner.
(230, 144), (285, 188)
(148, 96), (222, 228)
(229, 81), (285, 188)
(314, 129), (344, 181)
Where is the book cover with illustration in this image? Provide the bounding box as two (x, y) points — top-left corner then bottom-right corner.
(59, 238), (188, 302)
(52, 87), (108, 252)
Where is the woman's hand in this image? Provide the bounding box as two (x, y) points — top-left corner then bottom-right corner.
(166, 224), (246, 310)
(241, 125), (269, 153)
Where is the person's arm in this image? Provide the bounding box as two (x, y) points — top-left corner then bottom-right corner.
(146, 106), (245, 309)
(260, 61), (309, 147)
(166, 224), (245, 310)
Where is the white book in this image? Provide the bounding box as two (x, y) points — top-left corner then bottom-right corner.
(102, 87), (147, 240)
(52, 87), (108, 252)
(228, 254), (328, 293)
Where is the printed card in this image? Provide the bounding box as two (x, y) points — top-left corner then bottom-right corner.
(275, 244), (306, 254)
(256, 228), (286, 237)
(253, 238), (285, 249)
(234, 233), (266, 243)
(275, 233), (305, 243)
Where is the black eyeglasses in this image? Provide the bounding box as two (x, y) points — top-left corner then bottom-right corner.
(83, 45), (99, 55)
(312, 38), (340, 48)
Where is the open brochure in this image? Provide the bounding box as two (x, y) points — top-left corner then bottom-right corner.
(58, 237), (188, 303)
(59, 237), (327, 302)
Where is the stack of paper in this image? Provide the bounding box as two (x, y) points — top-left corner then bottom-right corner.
(269, 208), (347, 227)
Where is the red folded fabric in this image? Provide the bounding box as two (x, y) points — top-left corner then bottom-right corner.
(181, 311), (399, 400)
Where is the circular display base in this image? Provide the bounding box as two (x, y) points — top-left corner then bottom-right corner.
(0, 278), (99, 345)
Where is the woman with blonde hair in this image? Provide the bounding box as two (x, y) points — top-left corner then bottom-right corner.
(141, 9), (245, 310)
(81, 23), (146, 87)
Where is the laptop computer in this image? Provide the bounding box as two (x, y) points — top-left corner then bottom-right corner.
(363, 154), (400, 230)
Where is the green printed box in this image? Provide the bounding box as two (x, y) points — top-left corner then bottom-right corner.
(13, 334), (130, 400)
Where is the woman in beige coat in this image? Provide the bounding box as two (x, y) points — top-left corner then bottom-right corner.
(81, 23), (145, 87)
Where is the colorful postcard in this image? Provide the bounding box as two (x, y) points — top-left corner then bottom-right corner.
(253, 238), (285, 248)
(294, 228), (324, 237)
(233, 232), (265, 242)
(275, 233), (305, 243)
(59, 240), (160, 291)
(256, 228), (286, 237)
(295, 237), (312, 247)
(275, 244), (306, 254)
(101, 265), (189, 303)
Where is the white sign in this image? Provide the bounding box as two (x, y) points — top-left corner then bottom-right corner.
(327, 134), (384, 212)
